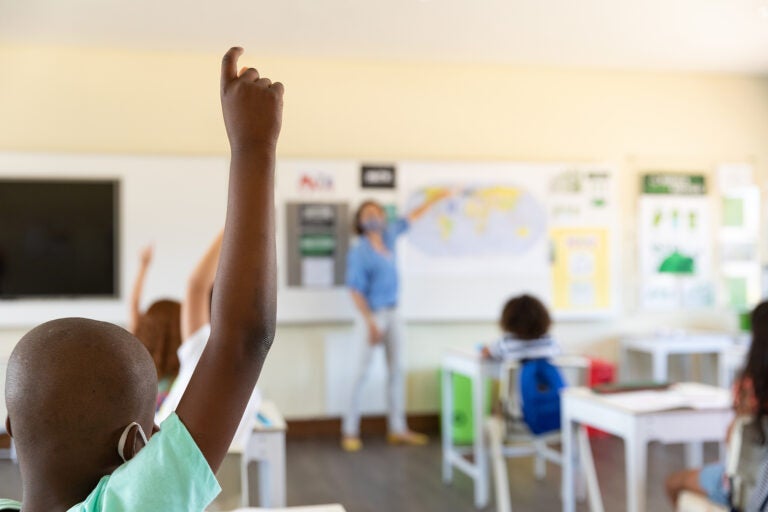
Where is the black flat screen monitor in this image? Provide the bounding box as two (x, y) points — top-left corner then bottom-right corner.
(0, 179), (119, 298)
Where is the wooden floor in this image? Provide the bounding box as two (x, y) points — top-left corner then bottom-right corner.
(0, 434), (717, 511)
(281, 435), (715, 512)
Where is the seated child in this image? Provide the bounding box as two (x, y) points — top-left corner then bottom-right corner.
(481, 294), (560, 361)
(0, 47), (283, 512)
(666, 301), (768, 509)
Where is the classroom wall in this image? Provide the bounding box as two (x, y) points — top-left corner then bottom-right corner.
(1, 45), (767, 418)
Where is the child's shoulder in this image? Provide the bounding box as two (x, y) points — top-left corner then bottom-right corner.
(0, 499), (21, 511)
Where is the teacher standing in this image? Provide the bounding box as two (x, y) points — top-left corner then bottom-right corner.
(342, 196), (446, 452)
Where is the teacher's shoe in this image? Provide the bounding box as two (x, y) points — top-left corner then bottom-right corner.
(341, 436), (363, 452)
(387, 431), (429, 446)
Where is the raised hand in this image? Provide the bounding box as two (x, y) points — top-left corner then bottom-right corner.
(220, 47), (284, 154)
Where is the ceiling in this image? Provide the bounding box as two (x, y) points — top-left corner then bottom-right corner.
(2, 0), (768, 73)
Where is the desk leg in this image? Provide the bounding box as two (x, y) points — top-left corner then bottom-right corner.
(473, 372), (490, 509)
(257, 431), (287, 508)
(241, 451), (250, 507)
(442, 367), (454, 484)
(652, 350), (668, 383)
(562, 412), (576, 512)
(684, 442), (704, 469)
(578, 426), (605, 512)
(625, 430), (647, 512)
(717, 351), (728, 389)
(620, 345), (631, 381)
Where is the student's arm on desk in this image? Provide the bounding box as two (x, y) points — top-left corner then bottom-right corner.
(176, 47), (283, 472)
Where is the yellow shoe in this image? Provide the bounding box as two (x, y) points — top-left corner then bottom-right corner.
(341, 437), (362, 452)
(387, 431), (429, 446)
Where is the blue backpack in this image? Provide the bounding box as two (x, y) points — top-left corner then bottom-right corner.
(519, 358), (567, 435)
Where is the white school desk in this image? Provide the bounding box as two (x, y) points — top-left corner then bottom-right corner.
(441, 349), (502, 509)
(620, 333), (736, 385)
(561, 384), (733, 512)
(230, 401), (287, 508)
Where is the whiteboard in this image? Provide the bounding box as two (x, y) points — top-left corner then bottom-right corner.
(397, 161), (620, 321)
(0, 153), (619, 327)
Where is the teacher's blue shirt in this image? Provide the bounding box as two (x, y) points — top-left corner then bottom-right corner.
(346, 219), (409, 312)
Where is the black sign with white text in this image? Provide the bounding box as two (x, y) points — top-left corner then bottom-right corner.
(361, 165), (396, 189)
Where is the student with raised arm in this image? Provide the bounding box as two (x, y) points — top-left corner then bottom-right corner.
(156, 228), (263, 449)
(0, 47), (282, 512)
(341, 195), (448, 452)
(129, 244), (183, 411)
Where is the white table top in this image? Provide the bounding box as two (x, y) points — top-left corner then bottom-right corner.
(622, 332), (737, 353)
(564, 383), (731, 415)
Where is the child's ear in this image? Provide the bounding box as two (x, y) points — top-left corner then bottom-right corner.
(122, 424), (149, 462)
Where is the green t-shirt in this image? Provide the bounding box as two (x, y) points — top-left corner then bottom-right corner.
(0, 413), (220, 511)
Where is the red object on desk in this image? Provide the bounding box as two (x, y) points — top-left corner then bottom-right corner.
(587, 358), (616, 438)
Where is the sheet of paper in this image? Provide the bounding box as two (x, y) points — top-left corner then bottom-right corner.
(301, 257), (335, 288)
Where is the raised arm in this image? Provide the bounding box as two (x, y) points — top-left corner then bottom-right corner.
(181, 230), (224, 341)
(129, 244), (153, 333)
(176, 47), (282, 472)
(407, 189), (452, 223)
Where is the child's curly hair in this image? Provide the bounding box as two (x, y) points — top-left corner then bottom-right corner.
(500, 294), (551, 340)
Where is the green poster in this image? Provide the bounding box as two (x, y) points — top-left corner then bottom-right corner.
(299, 234), (336, 257)
(642, 174), (707, 195)
(723, 197), (745, 228)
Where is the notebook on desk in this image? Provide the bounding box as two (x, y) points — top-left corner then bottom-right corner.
(595, 383), (731, 414)
(592, 381), (670, 394)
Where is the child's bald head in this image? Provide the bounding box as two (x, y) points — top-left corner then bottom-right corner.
(5, 318), (157, 482)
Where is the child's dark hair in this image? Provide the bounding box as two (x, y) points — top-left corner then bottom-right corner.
(500, 294), (551, 340)
(744, 301), (768, 442)
(353, 200), (385, 236)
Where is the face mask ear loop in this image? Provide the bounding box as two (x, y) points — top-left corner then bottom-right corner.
(117, 422), (148, 463)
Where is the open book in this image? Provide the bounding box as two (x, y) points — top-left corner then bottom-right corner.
(596, 383), (731, 413)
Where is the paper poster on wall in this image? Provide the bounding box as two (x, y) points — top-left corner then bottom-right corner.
(285, 202), (349, 288)
(717, 164), (760, 309)
(401, 164), (550, 276)
(551, 228), (611, 312)
(549, 169), (612, 225)
(639, 173), (714, 309)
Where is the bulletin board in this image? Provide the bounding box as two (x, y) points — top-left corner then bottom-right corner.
(276, 159), (621, 323)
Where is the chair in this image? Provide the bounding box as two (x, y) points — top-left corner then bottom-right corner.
(488, 355), (603, 512)
(498, 355), (589, 479)
(677, 416), (768, 512)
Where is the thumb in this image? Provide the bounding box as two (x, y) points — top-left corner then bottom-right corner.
(221, 47), (244, 90)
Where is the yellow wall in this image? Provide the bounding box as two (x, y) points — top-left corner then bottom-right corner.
(1, 45), (767, 417)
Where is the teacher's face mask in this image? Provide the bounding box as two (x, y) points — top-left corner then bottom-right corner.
(361, 219), (386, 233)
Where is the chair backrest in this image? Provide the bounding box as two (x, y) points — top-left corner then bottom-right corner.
(729, 416), (768, 511)
(499, 355), (590, 424)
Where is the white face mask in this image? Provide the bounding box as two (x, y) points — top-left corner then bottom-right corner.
(117, 422), (149, 463)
